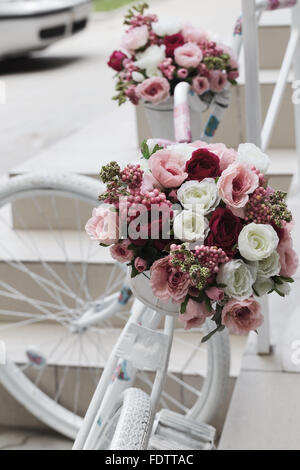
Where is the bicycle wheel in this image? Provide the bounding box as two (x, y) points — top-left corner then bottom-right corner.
(0, 173), (230, 439)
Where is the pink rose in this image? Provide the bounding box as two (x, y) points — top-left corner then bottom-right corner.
(277, 235), (298, 277)
(150, 256), (190, 303)
(110, 240), (133, 263)
(121, 25), (149, 51)
(179, 299), (212, 330)
(85, 206), (119, 245)
(134, 257), (147, 273)
(209, 70), (228, 93)
(217, 162), (259, 208)
(148, 149), (188, 188)
(174, 43), (203, 69)
(222, 298), (263, 335)
(205, 286), (224, 301)
(136, 77), (170, 105)
(206, 142), (237, 172)
(181, 23), (208, 45)
(140, 173), (162, 194)
(192, 76), (210, 95)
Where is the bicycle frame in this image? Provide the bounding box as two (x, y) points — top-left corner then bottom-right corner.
(73, 299), (175, 450)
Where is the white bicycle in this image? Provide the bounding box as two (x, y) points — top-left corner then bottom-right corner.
(0, 0), (292, 449)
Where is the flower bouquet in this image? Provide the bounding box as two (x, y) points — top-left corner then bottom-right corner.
(86, 140), (298, 341)
(107, 3), (239, 140)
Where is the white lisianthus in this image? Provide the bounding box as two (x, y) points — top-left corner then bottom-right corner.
(135, 45), (166, 78)
(253, 276), (274, 297)
(250, 251), (281, 278)
(238, 223), (279, 261)
(152, 18), (182, 37)
(173, 209), (208, 243)
(167, 143), (195, 160)
(237, 143), (271, 174)
(177, 179), (220, 215)
(276, 282), (291, 296)
(132, 71), (145, 83)
(217, 259), (256, 301)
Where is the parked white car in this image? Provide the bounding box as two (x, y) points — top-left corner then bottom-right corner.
(0, 0), (92, 58)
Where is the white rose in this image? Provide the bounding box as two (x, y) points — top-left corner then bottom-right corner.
(238, 143), (271, 174)
(167, 143), (195, 160)
(253, 276), (274, 297)
(177, 179), (220, 215)
(132, 71), (145, 83)
(135, 45), (166, 78)
(152, 18), (182, 37)
(217, 259), (256, 300)
(173, 209), (208, 243)
(238, 223), (279, 261)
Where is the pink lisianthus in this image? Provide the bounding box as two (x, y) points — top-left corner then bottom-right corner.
(134, 257), (147, 273)
(179, 299), (212, 330)
(217, 162), (259, 209)
(110, 240), (133, 263)
(140, 173), (162, 194)
(85, 206), (119, 245)
(206, 142), (237, 172)
(209, 70), (228, 93)
(136, 77), (170, 104)
(174, 42), (203, 69)
(121, 25), (149, 51)
(148, 149), (188, 188)
(125, 85), (139, 105)
(150, 256), (191, 303)
(192, 76), (210, 95)
(205, 286), (224, 301)
(221, 298), (263, 335)
(277, 234), (298, 277)
(181, 23), (208, 45)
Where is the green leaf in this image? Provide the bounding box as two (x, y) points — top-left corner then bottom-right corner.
(274, 287), (285, 298)
(204, 296), (213, 313)
(252, 286), (260, 297)
(141, 140), (150, 159)
(201, 324), (224, 343)
(130, 264), (139, 278)
(279, 276), (294, 283)
(273, 276), (284, 285)
(180, 296), (189, 314)
(151, 144), (164, 155)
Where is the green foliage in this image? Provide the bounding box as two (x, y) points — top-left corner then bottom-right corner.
(141, 140), (163, 159)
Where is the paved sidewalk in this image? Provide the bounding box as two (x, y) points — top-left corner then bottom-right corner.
(0, 427), (72, 450)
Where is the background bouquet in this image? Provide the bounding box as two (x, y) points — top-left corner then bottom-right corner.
(86, 140), (298, 341)
(107, 3), (239, 106)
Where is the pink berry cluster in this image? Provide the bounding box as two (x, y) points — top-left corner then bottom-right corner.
(201, 41), (224, 58)
(120, 164), (144, 191)
(129, 13), (157, 28)
(245, 187), (272, 225)
(158, 58), (175, 80)
(194, 245), (229, 273)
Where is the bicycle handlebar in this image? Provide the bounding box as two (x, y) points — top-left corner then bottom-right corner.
(172, 0), (297, 145)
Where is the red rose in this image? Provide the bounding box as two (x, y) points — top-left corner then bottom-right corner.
(205, 208), (243, 256)
(108, 50), (127, 72)
(164, 33), (184, 57)
(185, 148), (221, 181)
